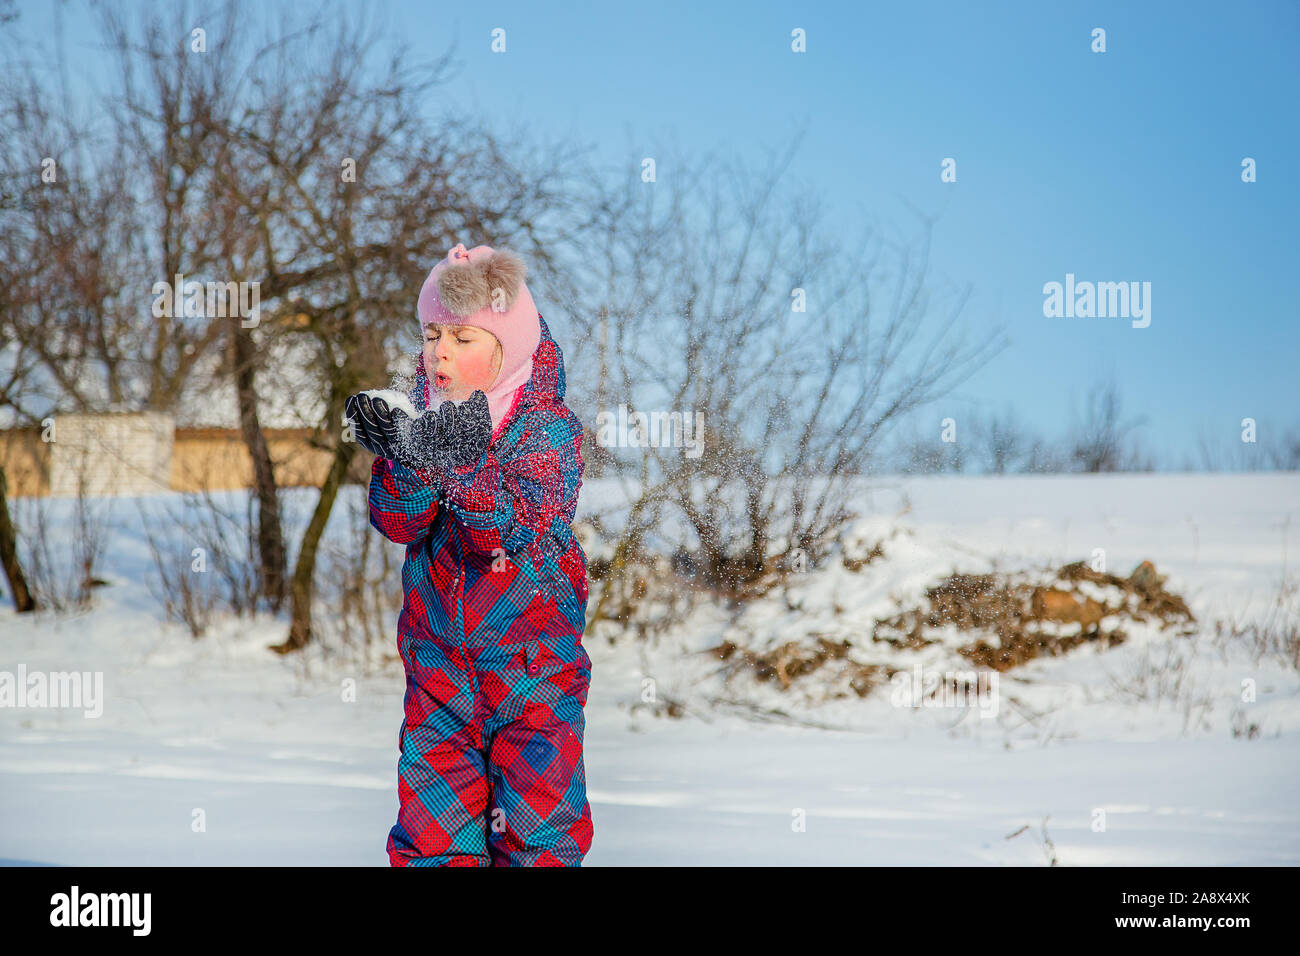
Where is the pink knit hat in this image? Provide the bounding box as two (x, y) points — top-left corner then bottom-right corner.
(416, 242), (541, 434)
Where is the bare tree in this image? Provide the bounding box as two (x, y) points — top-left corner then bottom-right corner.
(1270, 426), (1300, 470)
(0, 267), (41, 613)
(3, 0), (597, 651)
(199, 13), (590, 653)
(2, 0), (279, 609)
(560, 134), (1005, 612)
(84, 0), (296, 609)
(1196, 419), (1300, 472)
(0, 47), (86, 613)
(889, 423), (967, 474)
(969, 406), (1036, 474)
(1067, 377), (1149, 472)
(0, 42), (226, 416)
(0, 467), (34, 612)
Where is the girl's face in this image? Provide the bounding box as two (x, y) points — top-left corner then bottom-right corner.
(423, 324), (502, 401)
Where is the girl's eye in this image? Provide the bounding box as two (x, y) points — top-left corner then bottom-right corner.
(455, 337), (470, 345)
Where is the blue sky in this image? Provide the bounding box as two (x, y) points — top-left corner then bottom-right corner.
(11, 0), (1299, 467)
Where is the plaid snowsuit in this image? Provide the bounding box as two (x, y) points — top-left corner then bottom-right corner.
(368, 315), (593, 866)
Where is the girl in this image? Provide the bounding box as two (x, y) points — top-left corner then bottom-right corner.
(346, 242), (593, 866)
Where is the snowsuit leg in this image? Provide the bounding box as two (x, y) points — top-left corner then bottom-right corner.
(388, 632), (491, 866)
(476, 639), (593, 866)
(388, 631), (594, 866)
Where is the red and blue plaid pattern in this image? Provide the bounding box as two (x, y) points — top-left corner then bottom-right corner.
(369, 315), (593, 865)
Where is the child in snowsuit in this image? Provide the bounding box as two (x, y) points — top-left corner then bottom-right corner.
(345, 242), (593, 866)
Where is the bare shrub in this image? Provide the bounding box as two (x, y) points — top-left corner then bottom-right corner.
(136, 487), (261, 637)
(1196, 421), (1300, 472)
(1066, 377), (1153, 473)
(314, 492), (404, 670)
(1102, 637), (1215, 735)
(139, 506), (218, 639)
(1211, 573), (1300, 672)
(13, 474), (110, 613)
(564, 139), (1003, 631)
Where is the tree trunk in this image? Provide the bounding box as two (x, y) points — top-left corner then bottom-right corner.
(0, 467), (36, 612)
(230, 318), (287, 612)
(743, 477), (768, 579)
(269, 434), (356, 654)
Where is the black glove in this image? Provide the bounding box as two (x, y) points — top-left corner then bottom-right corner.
(344, 393), (403, 461)
(390, 389), (492, 471)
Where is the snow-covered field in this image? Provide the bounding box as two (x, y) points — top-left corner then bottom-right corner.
(1, 472), (1297, 865)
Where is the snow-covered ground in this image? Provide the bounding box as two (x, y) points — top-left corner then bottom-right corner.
(1, 472), (1297, 865)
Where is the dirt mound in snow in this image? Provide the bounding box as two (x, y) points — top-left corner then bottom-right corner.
(706, 558), (1196, 696)
(872, 559), (1196, 671)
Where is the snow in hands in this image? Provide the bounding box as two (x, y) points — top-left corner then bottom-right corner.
(360, 388), (420, 420)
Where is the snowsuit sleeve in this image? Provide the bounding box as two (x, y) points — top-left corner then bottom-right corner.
(368, 456), (441, 546)
(413, 411), (580, 560)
